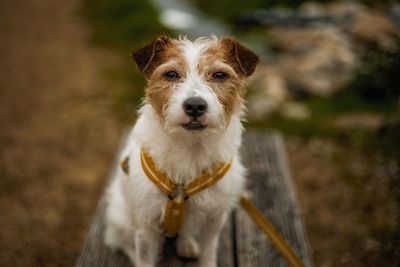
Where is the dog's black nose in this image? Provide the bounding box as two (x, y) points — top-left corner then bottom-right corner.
(183, 97), (207, 117)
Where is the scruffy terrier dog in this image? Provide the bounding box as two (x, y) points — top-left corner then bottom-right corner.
(104, 36), (259, 267)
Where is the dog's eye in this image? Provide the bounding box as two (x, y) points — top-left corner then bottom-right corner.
(212, 71), (228, 80)
(164, 71), (180, 79)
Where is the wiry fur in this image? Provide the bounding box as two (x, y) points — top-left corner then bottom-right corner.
(104, 36), (259, 267)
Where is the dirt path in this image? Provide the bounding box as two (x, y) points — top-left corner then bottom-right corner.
(0, 1), (123, 266)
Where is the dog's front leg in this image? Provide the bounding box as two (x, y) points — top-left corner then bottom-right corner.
(134, 227), (162, 267)
(198, 212), (228, 267)
(176, 213), (201, 259)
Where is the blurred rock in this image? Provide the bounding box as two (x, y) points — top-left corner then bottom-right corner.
(260, 66), (289, 102)
(247, 96), (280, 120)
(280, 101), (311, 120)
(325, 1), (366, 17)
(299, 2), (327, 16)
(247, 1), (399, 120)
(333, 113), (384, 130)
(389, 4), (400, 29)
(319, 1), (399, 50)
(247, 66), (290, 119)
(269, 25), (358, 96)
(349, 10), (399, 51)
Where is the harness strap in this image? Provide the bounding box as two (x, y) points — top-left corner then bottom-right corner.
(141, 149), (232, 198)
(140, 150), (175, 195)
(164, 184), (186, 236)
(185, 160), (232, 196)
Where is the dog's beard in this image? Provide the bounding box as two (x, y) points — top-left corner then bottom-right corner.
(163, 116), (227, 136)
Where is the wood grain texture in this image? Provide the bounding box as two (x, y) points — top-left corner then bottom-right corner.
(76, 131), (312, 267)
(236, 132), (313, 267)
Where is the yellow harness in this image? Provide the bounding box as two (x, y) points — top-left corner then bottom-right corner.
(140, 148), (232, 236)
(121, 149), (305, 267)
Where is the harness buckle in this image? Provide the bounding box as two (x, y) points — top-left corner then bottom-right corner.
(170, 184), (186, 202)
(164, 184), (186, 237)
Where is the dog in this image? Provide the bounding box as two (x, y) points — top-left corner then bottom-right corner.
(104, 35), (259, 267)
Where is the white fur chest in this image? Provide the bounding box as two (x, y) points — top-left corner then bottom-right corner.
(115, 108), (246, 229)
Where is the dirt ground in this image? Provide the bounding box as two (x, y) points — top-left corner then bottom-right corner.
(287, 136), (399, 267)
(0, 0), (122, 266)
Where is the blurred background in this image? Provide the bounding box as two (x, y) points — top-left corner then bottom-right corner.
(0, 0), (399, 266)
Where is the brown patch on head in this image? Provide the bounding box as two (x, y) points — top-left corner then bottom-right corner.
(198, 37), (260, 120)
(132, 36), (187, 119)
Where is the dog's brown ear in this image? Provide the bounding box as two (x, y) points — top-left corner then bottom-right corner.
(132, 36), (170, 75)
(221, 37), (260, 77)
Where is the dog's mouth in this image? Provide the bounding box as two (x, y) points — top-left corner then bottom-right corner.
(182, 121), (207, 131)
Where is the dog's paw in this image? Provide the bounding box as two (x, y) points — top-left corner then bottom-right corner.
(176, 237), (201, 259)
(104, 227), (123, 251)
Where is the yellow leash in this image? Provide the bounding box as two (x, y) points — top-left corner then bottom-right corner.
(240, 196), (304, 267)
(122, 149), (305, 267)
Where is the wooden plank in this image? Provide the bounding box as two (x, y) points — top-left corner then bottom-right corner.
(235, 132), (313, 267)
(76, 196), (132, 267)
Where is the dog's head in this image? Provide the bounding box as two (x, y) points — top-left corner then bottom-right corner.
(132, 36), (259, 133)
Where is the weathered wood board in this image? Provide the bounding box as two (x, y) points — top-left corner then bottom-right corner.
(76, 131), (313, 267)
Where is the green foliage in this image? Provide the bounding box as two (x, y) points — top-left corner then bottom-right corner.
(188, 0), (395, 25)
(187, 0), (316, 23)
(348, 43), (400, 103)
(81, 0), (166, 49)
(250, 89), (396, 142)
(80, 0), (169, 122)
